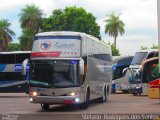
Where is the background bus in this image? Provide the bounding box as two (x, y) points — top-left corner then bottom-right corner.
(0, 51), (30, 93)
(23, 31), (112, 110)
(112, 56), (133, 93)
(128, 50), (158, 95)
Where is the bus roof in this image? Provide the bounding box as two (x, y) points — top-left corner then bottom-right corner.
(35, 31), (109, 47)
(138, 49), (158, 53)
(35, 31), (84, 36)
(113, 56), (133, 65)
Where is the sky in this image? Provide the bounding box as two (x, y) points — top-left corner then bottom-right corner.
(0, 0), (158, 55)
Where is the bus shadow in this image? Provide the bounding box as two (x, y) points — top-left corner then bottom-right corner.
(0, 96), (28, 98)
(37, 99), (108, 112)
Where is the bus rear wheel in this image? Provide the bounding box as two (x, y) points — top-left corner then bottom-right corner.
(41, 104), (50, 110)
(99, 87), (108, 103)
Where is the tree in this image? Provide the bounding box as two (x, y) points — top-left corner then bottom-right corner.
(0, 18), (15, 51)
(140, 44), (158, 50)
(140, 45), (148, 50)
(150, 44), (158, 49)
(19, 4), (43, 33)
(19, 4), (43, 50)
(19, 29), (34, 51)
(42, 6), (101, 39)
(107, 42), (120, 56)
(104, 13), (125, 48)
(7, 43), (20, 51)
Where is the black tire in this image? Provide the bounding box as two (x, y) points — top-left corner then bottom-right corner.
(99, 87), (108, 103)
(122, 90), (129, 94)
(81, 88), (90, 109)
(104, 87), (108, 102)
(133, 93), (138, 96)
(41, 104), (49, 110)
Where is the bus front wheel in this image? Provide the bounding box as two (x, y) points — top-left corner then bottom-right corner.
(41, 104), (50, 110)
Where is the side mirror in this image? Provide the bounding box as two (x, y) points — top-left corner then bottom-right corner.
(123, 67), (128, 76)
(22, 59), (29, 76)
(79, 59), (84, 75)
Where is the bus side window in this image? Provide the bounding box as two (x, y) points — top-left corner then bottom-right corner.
(146, 52), (155, 59)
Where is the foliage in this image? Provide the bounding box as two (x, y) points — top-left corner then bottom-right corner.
(42, 6), (101, 39)
(19, 4), (43, 33)
(107, 42), (120, 56)
(0, 18), (15, 51)
(104, 13), (125, 48)
(19, 29), (34, 51)
(140, 45), (148, 50)
(19, 4), (43, 50)
(6, 43), (20, 51)
(150, 44), (158, 49)
(140, 44), (158, 50)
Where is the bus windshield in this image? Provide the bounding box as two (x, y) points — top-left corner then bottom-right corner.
(30, 60), (80, 88)
(131, 52), (148, 65)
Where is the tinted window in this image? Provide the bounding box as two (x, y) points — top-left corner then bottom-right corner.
(154, 51), (158, 57)
(0, 72), (24, 81)
(93, 54), (111, 62)
(131, 52), (148, 65)
(146, 52), (155, 59)
(112, 65), (129, 80)
(0, 53), (30, 64)
(113, 56), (133, 65)
(15, 53), (30, 63)
(0, 54), (15, 64)
(30, 60), (80, 88)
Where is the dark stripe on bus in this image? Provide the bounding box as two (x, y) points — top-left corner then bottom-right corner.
(34, 36), (81, 40)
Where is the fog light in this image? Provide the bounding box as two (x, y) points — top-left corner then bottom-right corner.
(30, 98), (33, 102)
(75, 98), (80, 103)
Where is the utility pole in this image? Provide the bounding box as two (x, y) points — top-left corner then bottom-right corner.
(157, 0), (160, 103)
(157, 0), (160, 73)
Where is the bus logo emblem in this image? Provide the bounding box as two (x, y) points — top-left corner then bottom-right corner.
(40, 41), (51, 50)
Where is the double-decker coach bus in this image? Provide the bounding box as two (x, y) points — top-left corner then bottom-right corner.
(0, 51), (30, 93)
(22, 31), (112, 110)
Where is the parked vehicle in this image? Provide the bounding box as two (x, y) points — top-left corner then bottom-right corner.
(112, 56), (133, 93)
(129, 50), (158, 95)
(0, 51), (30, 93)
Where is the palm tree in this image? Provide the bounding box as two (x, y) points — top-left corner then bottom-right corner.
(19, 4), (43, 33)
(104, 13), (125, 48)
(19, 29), (34, 51)
(0, 18), (15, 51)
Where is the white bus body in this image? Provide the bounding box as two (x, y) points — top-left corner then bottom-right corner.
(23, 31), (112, 110)
(112, 56), (133, 93)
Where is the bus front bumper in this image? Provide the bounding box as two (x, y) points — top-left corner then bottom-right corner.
(129, 87), (142, 95)
(29, 95), (81, 105)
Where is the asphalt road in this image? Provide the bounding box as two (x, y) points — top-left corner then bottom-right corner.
(0, 93), (159, 120)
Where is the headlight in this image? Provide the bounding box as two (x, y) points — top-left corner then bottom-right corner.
(136, 86), (141, 89)
(68, 92), (78, 96)
(30, 91), (38, 96)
